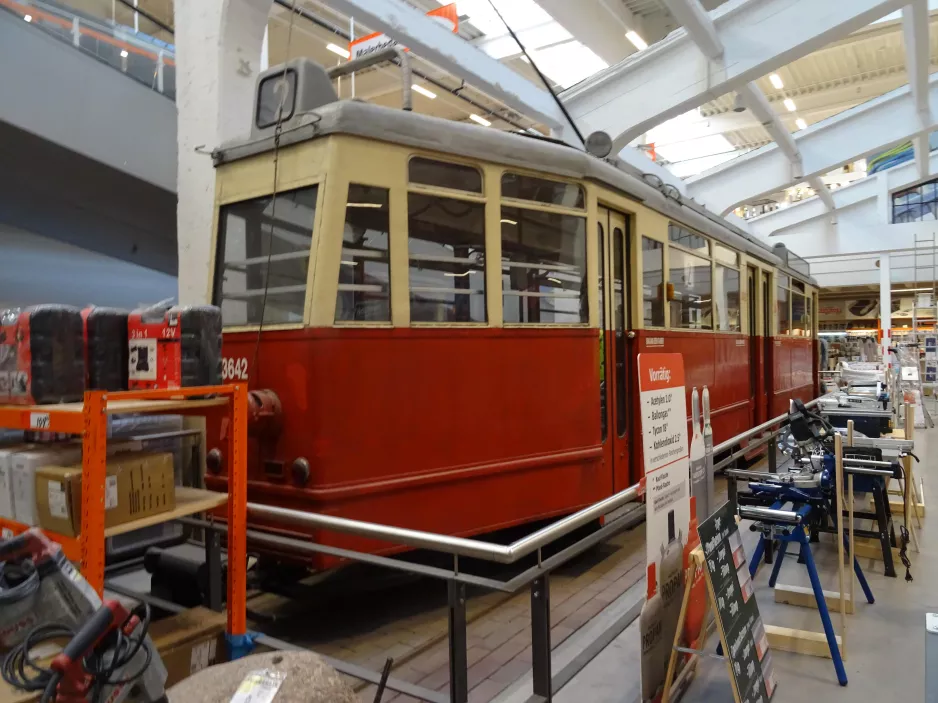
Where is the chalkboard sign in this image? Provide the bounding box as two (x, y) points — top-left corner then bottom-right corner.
(697, 501), (777, 703)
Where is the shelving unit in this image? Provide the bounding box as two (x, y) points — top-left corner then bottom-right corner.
(0, 384), (247, 639)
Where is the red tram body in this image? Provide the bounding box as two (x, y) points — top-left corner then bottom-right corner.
(203, 69), (818, 568)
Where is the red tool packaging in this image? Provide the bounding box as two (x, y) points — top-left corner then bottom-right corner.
(128, 303), (222, 391)
(0, 306), (85, 405)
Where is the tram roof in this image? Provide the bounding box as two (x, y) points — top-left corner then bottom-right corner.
(214, 99), (815, 286)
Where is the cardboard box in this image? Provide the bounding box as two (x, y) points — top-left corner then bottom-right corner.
(35, 452), (175, 538)
(0, 444), (32, 519)
(12, 446), (82, 525)
(148, 607), (228, 688)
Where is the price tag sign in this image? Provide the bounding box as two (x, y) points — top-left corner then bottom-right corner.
(29, 412), (50, 430)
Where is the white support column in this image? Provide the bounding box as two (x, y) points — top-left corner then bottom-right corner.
(902, 1), (931, 181)
(175, 0), (272, 304)
(260, 24), (270, 72)
(881, 253), (892, 364)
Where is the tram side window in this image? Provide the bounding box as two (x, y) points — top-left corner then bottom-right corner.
(336, 184), (391, 322)
(501, 207), (587, 324)
(669, 248), (712, 330)
(791, 291), (807, 336)
(714, 265), (740, 332)
(642, 237), (665, 327)
(777, 274), (790, 335)
(214, 186), (318, 326)
(668, 223), (709, 257)
(409, 158), (482, 193)
(408, 193), (487, 323)
(501, 173), (585, 209)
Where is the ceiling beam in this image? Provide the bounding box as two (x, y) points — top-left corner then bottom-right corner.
(686, 74), (938, 214)
(561, 0), (907, 151)
(748, 150), (938, 237)
(536, 0), (642, 65)
(902, 1), (932, 180)
(662, 0), (834, 214)
(319, 0), (568, 130)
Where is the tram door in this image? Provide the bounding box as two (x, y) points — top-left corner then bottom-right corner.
(747, 266), (759, 424)
(598, 207), (632, 493)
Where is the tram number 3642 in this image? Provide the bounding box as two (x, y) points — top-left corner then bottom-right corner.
(222, 357), (249, 381)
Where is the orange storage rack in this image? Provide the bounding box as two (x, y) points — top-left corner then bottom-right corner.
(0, 384), (248, 638)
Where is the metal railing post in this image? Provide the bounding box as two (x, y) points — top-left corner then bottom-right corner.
(531, 575), (552, 700)
(767, 442), (777, 473)
(448, 581), (468, 703)
(72, 16), (80, 46)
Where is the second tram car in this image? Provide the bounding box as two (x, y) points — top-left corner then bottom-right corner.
(203, 59), (818, 566)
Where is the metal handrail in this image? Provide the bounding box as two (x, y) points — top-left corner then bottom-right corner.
(713, 397), (820, 456)
(245, 482), (640, 564)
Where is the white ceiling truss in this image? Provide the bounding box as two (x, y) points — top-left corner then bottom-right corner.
(660, 0), (835, 217)
(687, 70), (938, 215)
(560, 0), (907, 151)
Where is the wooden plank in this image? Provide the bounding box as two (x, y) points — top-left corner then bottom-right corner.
(104, 487), (228, 538)
(874, 499), (925, 517)
(853, 538), (902, 563)
(774, 584), (855, 614)
(765, 625), (842, 659)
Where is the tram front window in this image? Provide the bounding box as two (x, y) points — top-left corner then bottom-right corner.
(214, 186), (318, 326)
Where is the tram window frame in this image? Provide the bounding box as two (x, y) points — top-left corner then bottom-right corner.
(714, 264), (741, 332)
(335, 184), (392, 324)
(407, 191), (488, 324)
(641, 237), (665, 328)
(213, 184), (319, 328)
(408, 157), (483, 194)
(501, 172), (586, 209)
(500, 205), (588, 325)
(776, 274), (791, 336)
(668, 246), (713, 331)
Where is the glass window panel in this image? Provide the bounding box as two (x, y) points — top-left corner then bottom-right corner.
(923, 182), (938, 201)
(668, 248), (712, 330)
(777, 273), (790, 290)
(791, 279), (805, 293)
(714, 265), (740, 332)
(805, 296), (814, 338)
(256, 69), (297, 129)
(614, 227), (627, 438)
(501, 172), (585, 209)
(924, 202), (938, 221)
(598, 224), (606, 442)
(408, 193), (487, 323)
(791, 292), (807, 336)
(714, 243), (739, 267)
(501, 206), (587, 324)
(642, 237), (665, 327)
(336, 185), (391, 322)
(777, 284), (790, 335)
(668, 222), (710, 256)
(408, 157), (483, 193)
(214, 186), (317, 326)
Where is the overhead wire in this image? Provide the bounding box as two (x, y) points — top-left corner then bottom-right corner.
(249, 0), (300, 382)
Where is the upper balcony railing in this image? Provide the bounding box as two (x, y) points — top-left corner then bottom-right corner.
(0, 0), (176, 99)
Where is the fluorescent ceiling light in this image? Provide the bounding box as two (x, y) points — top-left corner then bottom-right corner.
(625, 31), (647, 51)
(783, 98), (797, 112)
(795, 118), (807, 130)
(445, 271), (473, 277)
(470, 114), (492, 127)
(412, 84), (437, 100)
(500, 218), (517, 225)
(23, 14), (31, 21)
(120, 50), (129, 58)
(769, 73), (784, 90)
(326, 43), (351, 59)
(346, 202), (383, 208)
(341, 260), (358, 265)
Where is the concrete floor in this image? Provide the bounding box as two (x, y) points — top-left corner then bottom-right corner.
(556, 427), (937, 702)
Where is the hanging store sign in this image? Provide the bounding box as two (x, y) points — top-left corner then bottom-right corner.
(348, 4), (459, 61)
(636, 353), (693, 702)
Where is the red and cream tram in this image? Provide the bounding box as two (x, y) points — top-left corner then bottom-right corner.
(204, 59), (818, 566)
